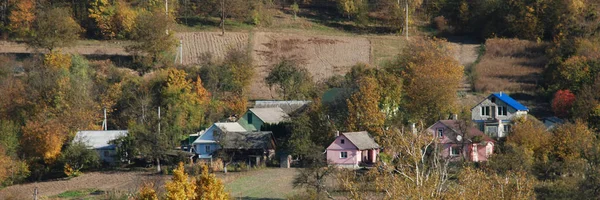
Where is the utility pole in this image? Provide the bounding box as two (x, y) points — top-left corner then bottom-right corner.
(179, 39), (183, 64)
(405, 0), (409, 40)
(221, 0), (225, 35)
(165, 0), (169, 35)
(157, 106), (161, 172)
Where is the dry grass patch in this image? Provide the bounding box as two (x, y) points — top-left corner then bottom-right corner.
(474, 38), (549, 93)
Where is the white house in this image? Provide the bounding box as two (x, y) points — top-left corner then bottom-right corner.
(192, 122), (247, 159)
(471, 92), (529, 138)
(73, 130), (128, 163)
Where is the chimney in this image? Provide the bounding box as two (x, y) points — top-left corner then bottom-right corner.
(335, 131), (340, 137)
(411, 123), (416, 134)
(453, 114), (458, 120)
(499, 91), (503, 96)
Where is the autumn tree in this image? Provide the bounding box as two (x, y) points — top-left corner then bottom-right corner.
(194, 164), (229, 200)
(0, 146), (30, 187)
(386, 38), (463, 124)
(265, 59), (314, 100)
(136, 182), (159, 200)
(453, 167), (536, 199)
(162, 68), (207, 140)
(345, 76), (385, 140)
(8, 0), (35, 38)
(549, 120), (595, 177)
(29, 7), (83, 51)
(552, 89), (576, 118)
(166, 162), (197, 200)
(20, 115), (67, 165)
(88, 0), (116, 39)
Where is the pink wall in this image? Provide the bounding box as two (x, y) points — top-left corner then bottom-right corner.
(427, 122), (456, 144)
(326, 135), (361, 165)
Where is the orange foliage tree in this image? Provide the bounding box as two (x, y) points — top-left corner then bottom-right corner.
(20, 116), (67, 164)
(346, 76), (385, 140)
(8, 0), (35, 37)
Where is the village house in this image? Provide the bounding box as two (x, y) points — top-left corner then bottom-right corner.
(191, 122), (247, 159)
(73, 130), (128, 164)
(427, 120), (495, 162)
(214, 131), (277, 167)
(326, 131), (380, 168)
(238, 107), (289, 131)
(471, 92), (529, 138)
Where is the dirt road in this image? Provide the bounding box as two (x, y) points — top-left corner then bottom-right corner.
(0, 171), (167, 199)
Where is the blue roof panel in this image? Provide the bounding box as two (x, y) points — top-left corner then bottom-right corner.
(491, 93), (528, 111)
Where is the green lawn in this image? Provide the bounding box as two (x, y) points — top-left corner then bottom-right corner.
(224, 168), (300, 199)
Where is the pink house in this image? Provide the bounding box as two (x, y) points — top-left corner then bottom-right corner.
(326, 131), (380, 168)
(427, 120), (495, 162)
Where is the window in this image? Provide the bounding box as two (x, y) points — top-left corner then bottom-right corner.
(205, 145), (211, 153)
(247, 113), (253, 124)
(481, 106), (490, 116)
(340, 152), (348, 158)
(491, 97), (496, 103)
(341, 139), (345, 144)
(450, 147), (460, 156)
(498, 106), (507, 116)
(437, 128), (443, 137)
(504, 125), (511, 133)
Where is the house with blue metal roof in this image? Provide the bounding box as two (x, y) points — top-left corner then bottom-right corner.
(471, 92), (529, 138)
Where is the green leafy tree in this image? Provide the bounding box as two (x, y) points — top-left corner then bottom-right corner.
(59, 142), (100, 176)
(265, 59), (314, 100)
(28, 7), (83, 51)
(127, 9), (177, 66)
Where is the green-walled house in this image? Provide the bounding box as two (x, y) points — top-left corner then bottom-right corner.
(238, 107), (290, 131)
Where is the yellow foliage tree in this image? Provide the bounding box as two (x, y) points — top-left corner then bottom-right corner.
(194, 165), (229, 200)
(136, 182), (159, 200)
(113, 0), (137, 38)
(346, 76), (385, 140)
(8, 0), (35, 37)
(44, 51), (72, 70)
(166, 162), (197, 200)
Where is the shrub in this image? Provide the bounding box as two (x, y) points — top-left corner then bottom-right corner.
(433, 16), (452, 33)
(211, 159), (224, 172)
(59, 142), (100, 177)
